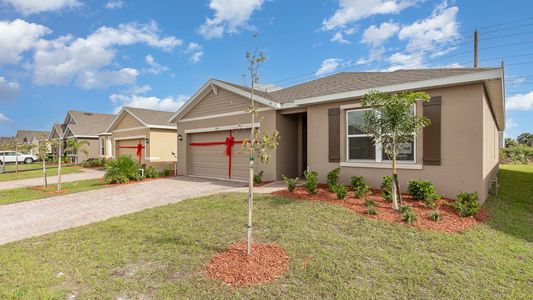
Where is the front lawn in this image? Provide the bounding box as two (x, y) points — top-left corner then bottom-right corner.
(0, 179), (107, 206)
(0, 165), (531, 299)
(0, 166), (82, 182)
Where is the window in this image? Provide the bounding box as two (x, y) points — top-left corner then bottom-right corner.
(99, 137), (105, 156)
(346, 108), (416, 163)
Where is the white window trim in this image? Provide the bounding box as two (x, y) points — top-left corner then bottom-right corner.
(345, 107), (417, 164)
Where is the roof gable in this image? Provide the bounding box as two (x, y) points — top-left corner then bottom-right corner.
(106, 107), (176, 132)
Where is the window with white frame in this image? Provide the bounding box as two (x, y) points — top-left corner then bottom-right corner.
(99, 137), (105, 156)
(346, 108), (415, 163)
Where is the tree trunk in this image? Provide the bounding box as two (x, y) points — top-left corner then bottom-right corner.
(15, 144), (19, 173)
(57, 142), (62, 191)
(247, 87), (256, 256)
(42, 157), (47, 188)
(391, 136), (401, 210)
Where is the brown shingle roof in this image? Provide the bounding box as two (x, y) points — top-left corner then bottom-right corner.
(218, 68), (499, 104)
(67, 111), (115, 136)
(125, 107), (176, 127)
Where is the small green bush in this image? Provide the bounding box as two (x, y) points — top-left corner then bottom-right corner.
(364, 198), (375, 208)
(104, 155), (141, 184)
(327, 167), (340, 192)
(400, 205), (417, 223)
(81, 157), (106, 168)
(283, 175), (299, 192)
(367, 207), (378, 215)
(332, 184), (348, 200)
(451, 192), (481, 217)
(253, 170), (264, 184)
(429, 211), (441, 222)
(500, 144), (533, 164)
(380, 176), (393, 202)
(144, 166), (160, 178)
(354, 184), (371, 199)
(304, 170), (319, 195)
(408, 179), (439, 208)
(350, 176), (366, 190)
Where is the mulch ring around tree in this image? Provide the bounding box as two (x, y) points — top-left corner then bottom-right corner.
(30, 185), (70, 195)
(272, 185), (489, 233)
(206, 242), (289, 287)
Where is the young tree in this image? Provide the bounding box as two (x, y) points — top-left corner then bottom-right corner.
(38, 140), (51, 188)
(52, 139), (64, 191)
(362, 90), (431, 210)
(65, 139), (89, 164)
(240, 47), (280, 255)
(505, 138), (517, 148)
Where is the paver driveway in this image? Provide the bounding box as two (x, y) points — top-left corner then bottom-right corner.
(0, 177), (245, 245)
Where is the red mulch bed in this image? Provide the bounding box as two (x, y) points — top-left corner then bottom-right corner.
(272, 185), (488, 233)
(30, 185), (70, 195)
(206, 242), (289, 287)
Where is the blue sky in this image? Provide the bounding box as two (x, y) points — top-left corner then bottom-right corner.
(0, 0), (532, 138)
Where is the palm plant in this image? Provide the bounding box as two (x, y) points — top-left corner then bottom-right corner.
(65, 139), (89, 164)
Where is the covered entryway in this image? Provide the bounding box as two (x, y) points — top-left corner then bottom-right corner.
(115, 138), (146, 164)
(188, 129), (250, 181)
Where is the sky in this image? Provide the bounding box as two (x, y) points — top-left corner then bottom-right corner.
(0, 0), (532, 138)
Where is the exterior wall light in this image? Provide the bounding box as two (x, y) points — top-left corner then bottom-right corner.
(178, 134), (183, 141)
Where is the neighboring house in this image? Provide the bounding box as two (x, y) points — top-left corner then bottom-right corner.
(58, 111), (115, 162)
(170, 68), (504, 202)
(101, 107), (177, 170)
(0, 136), (17, 150)
(48, 123), (66, 158)
(16, 130), (50, 155)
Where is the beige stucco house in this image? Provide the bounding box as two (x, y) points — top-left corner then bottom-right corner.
(51, 111), (115, 162)
(100, 107), (177, 170)
(170, 68), (504, 203)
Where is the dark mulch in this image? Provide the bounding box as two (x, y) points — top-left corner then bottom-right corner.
(272, 185), (488, 233)
(206, 242), (289, 287)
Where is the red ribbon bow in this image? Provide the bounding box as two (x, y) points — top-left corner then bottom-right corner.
(190, 131), (243, 179)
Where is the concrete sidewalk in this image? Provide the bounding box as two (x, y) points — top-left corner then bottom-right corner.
(0, 168), (105, 191)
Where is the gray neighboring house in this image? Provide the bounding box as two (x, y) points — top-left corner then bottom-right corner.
(170, 68), (504, 202)
(16, 130), (50, 155)
(52, 111), (115, 162)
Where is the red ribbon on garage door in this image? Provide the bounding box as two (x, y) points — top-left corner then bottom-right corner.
(189, 131), (243, 179)
(118, 142), (145, 163)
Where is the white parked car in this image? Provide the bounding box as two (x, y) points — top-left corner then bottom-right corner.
(0, 151), (38, 164)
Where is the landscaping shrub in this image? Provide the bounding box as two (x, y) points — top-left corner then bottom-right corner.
(144, 166), (160, 179)
(367, 207), (378, 215)
(282, 175), (298, 192)
(351, 176), (366, 191)
(380, 176), (393, 202)
(408, 179), (439, 208)
(304, 170), (319, 195)
(327, 167), (340, 192)
(451, 192), (481, 217)
(364, 198), (375, 208)
(253, 170), (264, 184)
(81, 157), (106, 168)
(104, 155), (141, 184)
(160, 169), (171, 177)
(429, 210), (441, 222)
(400, 205), (417, 223)
(500, 145), (533, 164)
(332, 184), (348, 200)
(354, 184), (370, 199)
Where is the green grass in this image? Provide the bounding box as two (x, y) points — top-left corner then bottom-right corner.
(0, 165), (531, 299)
(3, 162), (43, 172)
(0, 179), (106, 206)
(0, 166), (82, 182)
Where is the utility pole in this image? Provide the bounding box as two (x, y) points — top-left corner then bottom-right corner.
(474, 30), (479, 68)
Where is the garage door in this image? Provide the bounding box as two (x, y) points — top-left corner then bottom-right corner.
(189, 129), (250, 181)
(116, 139), (145, 164)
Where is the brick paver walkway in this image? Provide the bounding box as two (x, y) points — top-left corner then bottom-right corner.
(0, 168), (105, 191)
(0, 177), (246, 245)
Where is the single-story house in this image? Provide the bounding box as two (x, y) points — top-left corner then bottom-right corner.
(54, 111), (116, 162)
(170, 68), (504, 202)
(101, 107), (177, 170)
(16, 130), (50, 155)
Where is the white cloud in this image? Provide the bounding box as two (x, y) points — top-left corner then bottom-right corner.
(0, 19), (51, 65)
(506, 92), (533, 111)
(0, 113), (13, 125)
(0, 77), (21, 100)
(184, 42), (203, 63)
(145, 54), (169, 74)
(1, 0), (80, 14)
(506, 118), (518, 129)
(316, 58), (342, 76)
(110, 93), (187, 113)
(198, 0), (264, 39)
(398, 2), (459, 53)
(32, 21), (182, 88)
(331, 31), (351, 44)
(322, 0), (419, 30)
(105, 0), (124, 9)
(385, 52), (424, 70)
(362, 22), (399, 47)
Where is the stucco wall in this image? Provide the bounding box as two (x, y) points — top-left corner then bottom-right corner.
(481, 90), (500, 202)
(149, 129), (177, 163)
(77, 138), (99, 161)
(306, 83), (488, 201)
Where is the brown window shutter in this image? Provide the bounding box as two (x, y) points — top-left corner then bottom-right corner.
(423, 96), (442, 165)
(328, 107), (341, 163)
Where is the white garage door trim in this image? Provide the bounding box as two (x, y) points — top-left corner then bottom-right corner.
(184, 122), (260, 134)
(113, 136), (149, 161)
